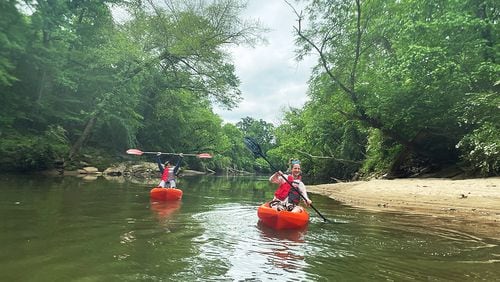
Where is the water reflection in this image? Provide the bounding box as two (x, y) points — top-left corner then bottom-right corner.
(256, 221), (308, 271)
(188, 203), (312, 280)
(257, 220), (307, 242)
(150, 200), (182, 220)
(1, 174), (499, 281)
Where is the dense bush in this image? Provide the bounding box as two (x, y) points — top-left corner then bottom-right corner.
(0, 128), (68, 171)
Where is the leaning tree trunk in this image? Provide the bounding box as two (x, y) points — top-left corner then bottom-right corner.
(68, 114), (97, 160)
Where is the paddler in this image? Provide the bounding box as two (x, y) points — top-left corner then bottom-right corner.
(269, 160), (312, 212)
(156, 152), (183, 188)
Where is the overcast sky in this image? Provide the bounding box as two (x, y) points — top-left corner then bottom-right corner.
(214, 0), (316, 125)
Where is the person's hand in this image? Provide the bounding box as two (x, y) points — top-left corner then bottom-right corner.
(306, 200), (312, 206)
(179, 153), (184, 158)
(156, 152), (161, 156)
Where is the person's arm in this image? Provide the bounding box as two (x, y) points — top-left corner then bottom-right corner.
(298, 182), (312, 205)
(156, 153), (164, 173)
(269, 171), (285, 184)
(173, 154), (183, 175)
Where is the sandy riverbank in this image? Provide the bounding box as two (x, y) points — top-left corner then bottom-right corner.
(308, 177), (500, 238)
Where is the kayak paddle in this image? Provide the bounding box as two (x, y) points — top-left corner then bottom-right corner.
(243, 136), (328, 222)
(126, 149), (212, 158)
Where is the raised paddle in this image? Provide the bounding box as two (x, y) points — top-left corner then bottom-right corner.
(243, 136), (328, 222)
(126, 149), (212, 159)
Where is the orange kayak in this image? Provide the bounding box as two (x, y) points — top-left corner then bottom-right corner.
(150, 187), (183, 201)
(257, 202), (309, 230)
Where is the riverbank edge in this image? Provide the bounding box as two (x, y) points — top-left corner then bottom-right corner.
(307, 177), (500, 239)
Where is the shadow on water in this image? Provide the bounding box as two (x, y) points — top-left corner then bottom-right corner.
(0, 174), (499, 281)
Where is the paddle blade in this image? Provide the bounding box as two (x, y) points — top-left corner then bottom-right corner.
(243, 137), (263, 157)
(197, 153), (212, 159)
(126, 149), (144, 156)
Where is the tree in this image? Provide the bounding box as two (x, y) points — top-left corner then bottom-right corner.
(290, 0), (499, 176)
(0, 0), (269, 171)
(69, 0), (264, 158)
(274, 103), (365, 179)
(0, 0), (27, 87)
(237, 117), (275, 150)
(219, 123), (256, 172)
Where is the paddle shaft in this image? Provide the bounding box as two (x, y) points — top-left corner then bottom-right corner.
(127, 149), (211, 158)
(259, 153), (328, 222)
(142, 151), (199, 157)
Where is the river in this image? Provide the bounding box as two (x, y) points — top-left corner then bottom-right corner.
(0, 174), (498, 281)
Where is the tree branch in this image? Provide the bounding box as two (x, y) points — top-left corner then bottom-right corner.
(293, 149), (363, 164)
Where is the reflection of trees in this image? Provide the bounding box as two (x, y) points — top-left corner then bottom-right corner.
(104, 175), (158, 185)
(102, 175), (126, 183)
(182, 176), (275, 199)
(104, 174), (274, 197)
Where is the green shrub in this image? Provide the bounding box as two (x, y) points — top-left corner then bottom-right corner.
(361, 129), (401, 175)
(456, 122), (500, 176)
(0, 126), (69, 171)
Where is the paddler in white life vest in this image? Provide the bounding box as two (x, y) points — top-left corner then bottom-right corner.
(156, 152), (183, 188)
(269, 161), (312, 213)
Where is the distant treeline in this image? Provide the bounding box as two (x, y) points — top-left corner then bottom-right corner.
(0, 0), (498, 179)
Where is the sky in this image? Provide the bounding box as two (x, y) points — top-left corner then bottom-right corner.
(213, 1), (316, 125)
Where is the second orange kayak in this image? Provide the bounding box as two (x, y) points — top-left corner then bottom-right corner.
(257, 202), (309, 230)
(150, 187), (183, 201)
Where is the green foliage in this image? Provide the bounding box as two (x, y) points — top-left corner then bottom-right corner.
(227, 116), (277, 173)
(456, 122), (500, 176)
(274, 100), (365, 180)
(0, 125), (69, 171)
(128, 0), (263, 109)
(455, 89), (500, 175)
(237, 117), (275, 150)
(288, 0), (499, 178)
(0, 0), (27, 86)
(253, 158), (271, 173)
(0, 0), (265, 172)
(361, 129), (401, 175)
(2, 0), (497, 179)
(218, 123), (255, 172)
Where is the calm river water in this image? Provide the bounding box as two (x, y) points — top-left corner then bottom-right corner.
(0, 174), (498, 281)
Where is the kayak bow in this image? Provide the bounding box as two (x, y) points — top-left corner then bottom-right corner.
(257, 202), (309, 230)
(150, 187), (183, 201)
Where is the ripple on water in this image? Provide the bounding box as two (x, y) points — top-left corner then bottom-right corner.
(186, 203), (313, 281)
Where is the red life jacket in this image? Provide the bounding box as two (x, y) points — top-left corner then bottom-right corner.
(161, 169), (169, 181)
(274, 174), (301, 201)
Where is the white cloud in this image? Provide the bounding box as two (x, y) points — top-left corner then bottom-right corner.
(214, 0), (316, 125)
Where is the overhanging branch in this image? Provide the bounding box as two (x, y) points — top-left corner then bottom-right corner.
(293, 149), (362, 164)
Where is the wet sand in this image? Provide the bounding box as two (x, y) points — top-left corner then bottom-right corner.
(308, 177), (500, 239)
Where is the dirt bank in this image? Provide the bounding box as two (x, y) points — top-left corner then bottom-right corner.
(308, 177), (500, 238)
